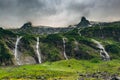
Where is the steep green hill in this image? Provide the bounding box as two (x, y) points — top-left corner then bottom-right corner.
(0, 22), (120, 65)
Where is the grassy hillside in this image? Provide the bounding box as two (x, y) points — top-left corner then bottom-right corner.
(0, 59), (120, 80)
(81, 25), (120, 41)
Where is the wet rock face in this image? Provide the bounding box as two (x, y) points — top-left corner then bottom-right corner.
(77, 16), (90, 27)
(21, 22), (32, 29)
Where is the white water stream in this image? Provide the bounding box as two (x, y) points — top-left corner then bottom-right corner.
(14, 36), (22, 65)
(78, 28), (82, 36)
(92, 39), (110, 61)
(36, 37), (42, 63)
(63, 38), (68, 60)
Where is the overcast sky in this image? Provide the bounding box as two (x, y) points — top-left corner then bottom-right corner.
(0, 0), (120, 29)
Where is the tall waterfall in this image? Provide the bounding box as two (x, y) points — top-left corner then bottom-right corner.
(36, 37), (42, 63)
(62, 38), (68, 60)
(92, 39), (110, 61)
(14, 36), (22, 65)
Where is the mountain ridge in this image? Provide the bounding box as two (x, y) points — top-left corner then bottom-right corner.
(0, 21), (120, 65)
(0, 17), (120, 66)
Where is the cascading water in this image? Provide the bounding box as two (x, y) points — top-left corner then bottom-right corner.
(74, 41), (79, 51)
(78, 28), (84, 36)
(62, 38), (68, 60)
(36, 37), (42, 63)
(92, 39), (110, 61)
(100, 26), (104, 38)
(14, 36), (22, 65)
(78, 28), (82, 36)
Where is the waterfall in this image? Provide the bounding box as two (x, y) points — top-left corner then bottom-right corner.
(92, 39), (110, 61)
(78, 28), (82, 36)
(36, 37), (42, 63)
(62, 38), (68, 60)
(14, 36), (22, 65)
(78, 28), (84, 36)
(74, 41), (79, 51)
(100, 26), (104, 38)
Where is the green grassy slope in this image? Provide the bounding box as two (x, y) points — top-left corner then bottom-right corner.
(0, 59), (120, 80)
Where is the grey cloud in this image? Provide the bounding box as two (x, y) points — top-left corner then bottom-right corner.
(65, 0), (96, 21)
(0, 0), (120, 28)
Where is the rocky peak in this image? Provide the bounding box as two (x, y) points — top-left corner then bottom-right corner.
(77, 16), (90, 27)
(21, 22), (32, 29)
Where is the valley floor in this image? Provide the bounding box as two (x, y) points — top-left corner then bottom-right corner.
(0, 59), (120, 80)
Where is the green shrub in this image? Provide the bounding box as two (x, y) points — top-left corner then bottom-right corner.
(44, 34), (62, 46)
(105, 44), (120, 54)
(90, 58), (100, 63)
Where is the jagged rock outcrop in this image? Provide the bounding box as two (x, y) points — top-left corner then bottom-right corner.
(21, 22), (32, 29)
(77, 16), (90, 27)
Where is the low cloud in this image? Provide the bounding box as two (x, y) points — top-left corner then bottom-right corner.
(0, 0), (120, 29)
